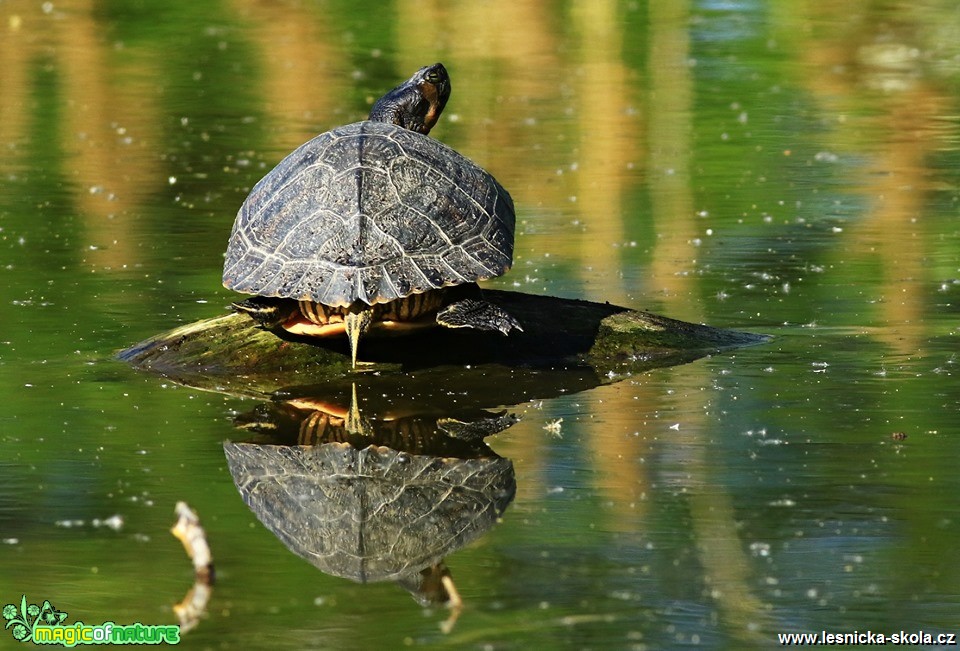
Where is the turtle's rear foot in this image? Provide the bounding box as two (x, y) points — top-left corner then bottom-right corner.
(436, 299), (522, 335)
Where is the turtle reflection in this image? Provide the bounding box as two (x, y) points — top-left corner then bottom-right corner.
(223, 390), (517, 608)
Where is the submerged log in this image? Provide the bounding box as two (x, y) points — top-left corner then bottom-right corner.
(119, 289), (769, 398)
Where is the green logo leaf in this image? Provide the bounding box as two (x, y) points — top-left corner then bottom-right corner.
(2, 596), (36, 642)
(2, 596), (66, 643)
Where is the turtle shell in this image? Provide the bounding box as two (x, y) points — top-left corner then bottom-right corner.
(223, 120), (515, 308)
(223, 440), (516, 583)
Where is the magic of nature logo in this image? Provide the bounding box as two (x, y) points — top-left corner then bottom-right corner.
(3, 596), (180, 646)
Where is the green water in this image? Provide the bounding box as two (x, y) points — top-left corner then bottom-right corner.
(2, 1), (960, 648)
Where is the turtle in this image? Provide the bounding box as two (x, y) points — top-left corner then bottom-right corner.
(224, 395), (517, 604)
(222, 63), (521, 367)
(224, 440), (516, 599)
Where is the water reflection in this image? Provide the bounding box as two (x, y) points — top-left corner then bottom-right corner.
(169, 502), (214, 634)
(3, 1), (959, 646)
(223, 387), (517, 612)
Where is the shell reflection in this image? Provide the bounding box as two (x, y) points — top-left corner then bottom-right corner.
(224, 389), (517, 609)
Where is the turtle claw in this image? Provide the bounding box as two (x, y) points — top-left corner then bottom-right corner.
(437, 410), (521, 441)
(436, 299), (522, 335)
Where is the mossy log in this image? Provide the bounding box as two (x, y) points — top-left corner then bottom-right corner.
(119, 290), (769, 399)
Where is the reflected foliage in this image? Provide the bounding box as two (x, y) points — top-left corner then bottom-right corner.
(2, 0), (960, 647)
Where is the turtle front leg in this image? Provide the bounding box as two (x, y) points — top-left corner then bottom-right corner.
(436, 299), (522, 335)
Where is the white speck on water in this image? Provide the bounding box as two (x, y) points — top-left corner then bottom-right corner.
(669, 423), (680, 431)
(92, 515), (124, 531)
(749, 542), (771, 557)
(610, 590), (638, 602)
(770, 498), (796, 506)
(168, 176), (177, 185)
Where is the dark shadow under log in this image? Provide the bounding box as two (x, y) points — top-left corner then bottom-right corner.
(119, 290), (769, 399)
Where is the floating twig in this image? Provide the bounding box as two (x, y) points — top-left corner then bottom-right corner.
(170, 501), (214, 583)
(170, 502), (214, 633)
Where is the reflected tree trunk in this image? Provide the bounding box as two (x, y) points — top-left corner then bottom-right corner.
(647, 2), (772, 643)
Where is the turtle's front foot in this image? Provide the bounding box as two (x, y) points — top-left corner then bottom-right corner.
(436, 299), (522, 335)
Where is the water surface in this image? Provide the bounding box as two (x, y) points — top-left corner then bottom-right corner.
(2, 1), (960, 648)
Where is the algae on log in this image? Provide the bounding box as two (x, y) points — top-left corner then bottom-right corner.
(587, 309), (769, 360)
(119, 289), (768, 397)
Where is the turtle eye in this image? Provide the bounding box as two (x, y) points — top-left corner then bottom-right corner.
(426, 70), (442, 83)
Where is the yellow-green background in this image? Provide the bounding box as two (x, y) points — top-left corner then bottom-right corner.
(2, 1), (959, 648)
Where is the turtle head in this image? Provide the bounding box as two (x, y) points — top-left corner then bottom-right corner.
(369, 63), (450, 135)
